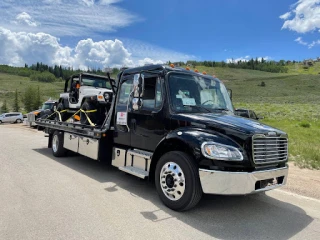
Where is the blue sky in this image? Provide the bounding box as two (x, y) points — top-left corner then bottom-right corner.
(0, 0), (319, 68)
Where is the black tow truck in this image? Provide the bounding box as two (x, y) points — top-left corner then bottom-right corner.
(36, 64), (289, 211)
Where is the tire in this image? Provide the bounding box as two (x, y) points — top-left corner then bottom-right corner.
(155, 151), (203, 211)
(52, 131), (67, 157)
(0, 120), (2, 124)
(55, 103), (67, 122)
(16, 119), (22, 123)
(80, 101), (97, 125)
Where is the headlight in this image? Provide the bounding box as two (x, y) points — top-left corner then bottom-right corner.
(104, 92), (110, 101)
(201, 142), (243, 161)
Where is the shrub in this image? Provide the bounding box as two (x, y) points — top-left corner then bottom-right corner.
(30, 71), (56, 82)
(299, 122), (311, 128)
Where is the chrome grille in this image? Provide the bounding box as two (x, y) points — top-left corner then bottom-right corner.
(252, 135), (288, 164)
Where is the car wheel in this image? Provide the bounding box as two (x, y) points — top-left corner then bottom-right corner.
(80, 101), (97, 125)
(16, 119), (22, 123)
(55, 103), (67, 122)
(52, 131), (67, 157)
(0, 120), (2, 124)
(155, 151), (202, 211)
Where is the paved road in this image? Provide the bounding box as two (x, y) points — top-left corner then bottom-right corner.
(1, 124), (320, 240)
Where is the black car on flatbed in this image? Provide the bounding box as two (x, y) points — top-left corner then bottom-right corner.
(36, 64), (289, 211)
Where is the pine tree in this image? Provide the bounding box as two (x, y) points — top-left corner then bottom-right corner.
(23, 86), (35, 112)
(13, 89), (20, 112)
(1, 100), (9, 113)
(34, 86), (41, 110)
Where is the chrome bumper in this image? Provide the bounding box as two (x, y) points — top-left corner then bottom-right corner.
(199, 166), (288, 195)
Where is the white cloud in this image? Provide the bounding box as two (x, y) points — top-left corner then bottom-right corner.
(308, 39), (320, 48)
(295, 37), (308, 45)
(0, 27), (171, 69)
(0, 0), (138, 36)
(294, 36), (320, 48)
(280, 0), (320, 33)
(122, 38), (195, 64)
(14, 12), (39, 27)
(279, 12), (292, 20)
(138, 58), (164, 66)
(226, 56), (270, 63)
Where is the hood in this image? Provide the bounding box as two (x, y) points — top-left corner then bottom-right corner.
(174, 112), (286, 138)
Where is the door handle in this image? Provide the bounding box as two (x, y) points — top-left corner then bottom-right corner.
(131, 119), (136, 130)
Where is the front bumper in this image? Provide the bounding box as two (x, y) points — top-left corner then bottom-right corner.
(199, 166), (288, 195)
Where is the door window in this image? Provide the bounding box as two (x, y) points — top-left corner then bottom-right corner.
(142, 77), (163, 111)
(118, 79), (133, 105)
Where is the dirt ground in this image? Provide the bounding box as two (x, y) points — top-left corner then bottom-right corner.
(283, 162), (320, 200)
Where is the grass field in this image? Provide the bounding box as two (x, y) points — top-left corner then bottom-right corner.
(1, 66), (320, 169)
(0, 73), (64, 110)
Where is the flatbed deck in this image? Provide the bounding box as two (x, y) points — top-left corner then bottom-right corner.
(36, 119), (111, 139)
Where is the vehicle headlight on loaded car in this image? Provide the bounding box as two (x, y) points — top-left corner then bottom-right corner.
(201, 142), (243, 161)
(104, 92), (111, 101)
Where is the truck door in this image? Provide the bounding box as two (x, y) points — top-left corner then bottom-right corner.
(130, 76), (166, 151)
(114, 76), (167, 151)
(114, 77), (133, 146)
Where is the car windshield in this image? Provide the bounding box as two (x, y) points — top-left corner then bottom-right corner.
(41, 103), (53, 110)
(168, 73), (234, 113)
(82, 76), (111, 89)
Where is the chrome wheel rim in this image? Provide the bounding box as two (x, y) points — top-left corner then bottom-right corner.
(52, 135), (59, 153)
(17, 119), (21, 123)
(160, 162), (186, 201)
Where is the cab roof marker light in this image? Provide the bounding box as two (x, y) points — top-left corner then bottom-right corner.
(202, 71), (207, 75)
(195, 69), (199, 73)
(170, 64), (175, 68)
(186, 67), (190, 71)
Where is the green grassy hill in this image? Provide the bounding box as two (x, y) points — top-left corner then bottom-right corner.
(287, 62), (320, 75)
(0, 73), (64, 110)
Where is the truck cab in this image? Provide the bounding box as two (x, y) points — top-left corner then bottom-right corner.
(112, 65), (288, 209)
(39, 64), (289, 211)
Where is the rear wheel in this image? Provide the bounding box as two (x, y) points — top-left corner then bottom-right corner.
(155, 151), (203, 211)
(16, 119), (22, 123)
(55, 103), (67, 122)
(80, 101), (97, 125)
(0, 120), (2, 124)
(52, 131), (67, 157)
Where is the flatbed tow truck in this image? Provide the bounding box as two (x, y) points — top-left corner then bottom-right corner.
(36, 64), (289, 211)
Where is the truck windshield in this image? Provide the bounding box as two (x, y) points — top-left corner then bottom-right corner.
(168, 73), (234, 113)
(41, 103), (53, 110)
(82, 76), (111, 89)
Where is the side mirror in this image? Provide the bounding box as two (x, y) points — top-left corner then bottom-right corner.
(133, 73), (144, 98)
(227, 88), (232, 100)
(132, 98), (143, 111)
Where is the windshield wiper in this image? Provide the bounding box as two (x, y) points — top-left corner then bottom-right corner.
(212, 108), (232, 112)
(183, 105), (212, 113)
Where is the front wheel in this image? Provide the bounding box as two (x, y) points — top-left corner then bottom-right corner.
(52, 131), (67, 157)
(80, 101), (97, 125)
(155, 151), (203, 211)
(55, 103), (68, 122)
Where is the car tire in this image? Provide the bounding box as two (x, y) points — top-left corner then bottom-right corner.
(55, 103), (67, 122)
(0, 120), (2, 124)
(155, 151), (203, 211)
(16, 119), (22, 123)
(52, 131), (67, 157)
(80, 101), (97, 125)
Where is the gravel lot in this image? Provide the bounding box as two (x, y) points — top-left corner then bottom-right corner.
(0, 124), (320, 240)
